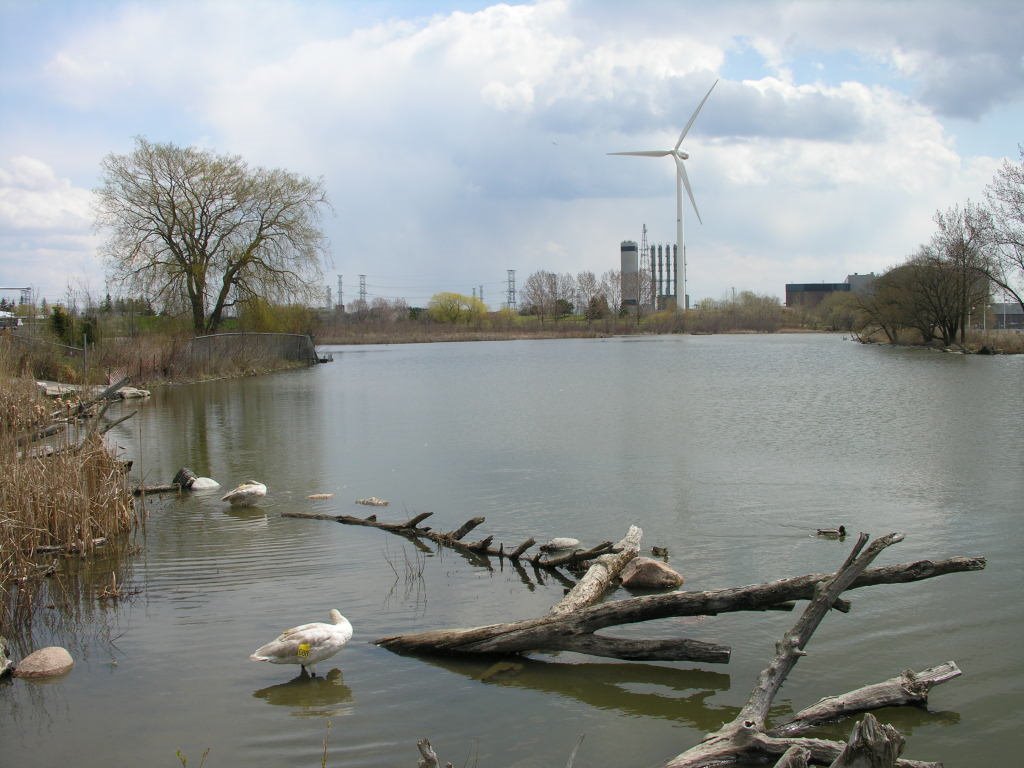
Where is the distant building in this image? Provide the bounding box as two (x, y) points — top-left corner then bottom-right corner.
(844, 272), (877, 294)
(785, 272), (877, 308)
(989, 302), (1024, 330)
(785, 283), (849, 308)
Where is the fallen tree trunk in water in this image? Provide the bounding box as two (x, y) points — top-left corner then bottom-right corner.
(769, 661), (962, 737)
(660, 533), (960, 768)
(377, 549), (983, 663)
(386, 530), (983, 767)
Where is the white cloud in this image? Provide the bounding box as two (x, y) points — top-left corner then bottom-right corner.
(0, 156), (93, 232)
(0, 156), (101, 299)
(2, 0), (1019, 305)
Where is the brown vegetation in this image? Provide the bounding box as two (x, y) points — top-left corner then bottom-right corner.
(4, 328), (312, 387)
(0, 344), (137, 639)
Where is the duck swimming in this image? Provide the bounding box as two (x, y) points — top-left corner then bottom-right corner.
(250, 609), (353, 677)
(816, 525), (847, 539)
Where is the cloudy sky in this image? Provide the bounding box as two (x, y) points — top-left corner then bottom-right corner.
(1, 0), (1022, 308)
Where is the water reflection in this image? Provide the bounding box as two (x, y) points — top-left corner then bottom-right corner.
(425, 655), (736, 731)
(252, 667), (354, 717)
(221, 506), (269, 528)
(788, 704), (960, 740)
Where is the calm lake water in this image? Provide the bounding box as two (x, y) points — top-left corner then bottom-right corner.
(2, 334), (1021, 767)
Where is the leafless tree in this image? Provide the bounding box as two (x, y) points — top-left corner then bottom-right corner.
(981, 145), (1024, 312)
(95, 137), (330, 333)
(576, 271), (601, 325)
(600, 269), (622, 316)
(931, 203), (990, 344)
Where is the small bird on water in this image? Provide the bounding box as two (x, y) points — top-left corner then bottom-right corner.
(816, 525), (847, 539)
(250, 609), (353, 677)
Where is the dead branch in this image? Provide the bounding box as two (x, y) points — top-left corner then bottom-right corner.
(548, 526), (641, 618)
(415, 738), (451, 768)
(829, 713), (906, 768)
(132, 483), (184, 496)
(375, 547), (982, 664)
(282, 509), (621, 574)
(770, 662), (962, 737)
(661, 533), (956, 768)
(775, 745), (811, 768)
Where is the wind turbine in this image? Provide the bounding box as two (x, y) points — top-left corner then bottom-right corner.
(609, 79), (718, 310)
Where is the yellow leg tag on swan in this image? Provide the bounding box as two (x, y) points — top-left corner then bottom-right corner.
(297, 642), (311, 659)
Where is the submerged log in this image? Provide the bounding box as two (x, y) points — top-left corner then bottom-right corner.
(770, 662), (962, 737)
(282, 509), (620, 574)
(31, 536), (108, 555)
(377, 548), (982, 663)
(660, 533), (958, 768)
(372, 526), (732, 662)
(133, 483), (183, 496)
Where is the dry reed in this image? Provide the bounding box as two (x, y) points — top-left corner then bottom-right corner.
(1, 345), (136, 639)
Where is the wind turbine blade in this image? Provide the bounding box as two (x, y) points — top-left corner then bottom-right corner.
(674, 79), (719, 151)
(674, 155), (702, 224)
(607, 150), (672, 157)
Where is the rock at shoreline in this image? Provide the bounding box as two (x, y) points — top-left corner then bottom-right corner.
(13, 646), (74, 679)
(621, 557), (684, 590)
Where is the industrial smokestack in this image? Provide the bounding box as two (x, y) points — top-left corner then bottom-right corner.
(620, 241), (639, 309)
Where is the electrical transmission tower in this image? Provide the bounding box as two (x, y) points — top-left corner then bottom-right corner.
(639, 223), (652, 311)
(506, 269), (517, 311)
(359, 275), (367, 306)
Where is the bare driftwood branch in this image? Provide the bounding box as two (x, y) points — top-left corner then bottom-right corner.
(282, 509), (621, 574)
(660, 533), (957, 768)
(373, 526), (724, 661)
(770, 662), (962, 737)
(830, 713), (905, 768)
(415, 738), (451, 768)
(775, 745), (811, 768)
(133, 483), (184, 496)
(548, 526), (641, 618)
(376, 545), (982, 664)
(30, 536), (108, 555)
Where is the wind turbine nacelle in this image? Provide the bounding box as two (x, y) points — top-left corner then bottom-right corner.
(676, 151), (690, 160)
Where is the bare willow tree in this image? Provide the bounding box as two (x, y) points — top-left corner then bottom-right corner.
(931, 203), (990, 345)
(95, 137), (330, 333)
(981, 145), (1024, 311)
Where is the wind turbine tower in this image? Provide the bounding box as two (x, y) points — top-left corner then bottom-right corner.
(609, 80), (717, 310)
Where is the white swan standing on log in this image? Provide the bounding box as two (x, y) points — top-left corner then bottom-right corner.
(221, 480), (267, 506)
(250, 609), (353, 677)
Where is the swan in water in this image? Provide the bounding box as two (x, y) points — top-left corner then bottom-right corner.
(250, 609), (353, 677)
(172, 467), (220, 490)
(221, 480), (267, 506)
